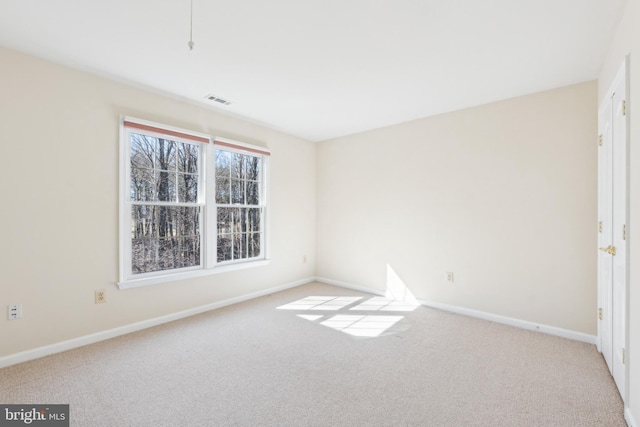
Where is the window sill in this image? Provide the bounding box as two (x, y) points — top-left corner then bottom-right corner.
(118, 259), (270, 290)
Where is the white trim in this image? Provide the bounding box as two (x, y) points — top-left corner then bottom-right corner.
(626, 408), (638, 427)
(0, 277), (315, 369)
(118, 118), (128, 284)
(623, 53), (631, 408)
(314, 277), (597, 345)
(118, 259), (270, 289)
(418, 299), (597, 345)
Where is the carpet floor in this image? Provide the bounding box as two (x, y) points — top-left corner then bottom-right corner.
(0, 282), (626, 426)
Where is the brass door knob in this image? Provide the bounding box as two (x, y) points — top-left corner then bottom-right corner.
(599, 245), (617, 256)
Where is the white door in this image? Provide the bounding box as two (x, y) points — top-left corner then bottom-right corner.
(598, 60), (627, 400)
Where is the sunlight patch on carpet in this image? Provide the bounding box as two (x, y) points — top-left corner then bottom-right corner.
(297, 314), (323, 321)
(295, 313), (405, 337)
(277, 296), (362, 311)
(320, 314), (404, 337)
(281, 294), (414, 338)
(349, 296), (418, 312)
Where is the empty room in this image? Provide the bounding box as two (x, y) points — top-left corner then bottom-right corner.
(0, 0), (638, 426)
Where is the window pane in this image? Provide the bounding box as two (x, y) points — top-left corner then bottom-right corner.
(216, 151), (230, 177)
(132, 238), (157, 274)
(180, 237), (201, 268)
(245, 156), (261, 181)
(247, 208), (261, 233)
(178, 173), (198, 203)
(131, 167), (155, 202)
(156, 206), (177, 239)
(131, 205), (156, 239)
(159, 236), (200, 269)
(231, 179), (245, 204)
(157, 237), (178, 270)
(155, 139), (177, 171)
(240, 208), (248, 234)
(178, 143), (199, 173)
(217, 208), (231, 234)
(233, 233), (246, 259)
(178, 206), (200, 238)
(248, 233), (261, 258)
(231, 208), (242, 233)
(216, 176), (230, 204)
(231, 153), (246, 179)
(155, 171), (176, 202)
(131, 134), (154, 169)
(246, 181), (260, 205)
(131, 205), (201, 274)
(217, 235), (232, 262)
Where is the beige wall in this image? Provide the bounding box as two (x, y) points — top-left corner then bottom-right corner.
(0, 47), (316, 357)
(599, 0), (639, 421)
(317, 81), (598, 335)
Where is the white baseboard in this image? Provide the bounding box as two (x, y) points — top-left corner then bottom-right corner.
(0, 277), (315, 369)
(627, 408), (638, 427)
(418, 299), (597, 345)
(314, 276), (597, 345)
(315, 277), (386, 297)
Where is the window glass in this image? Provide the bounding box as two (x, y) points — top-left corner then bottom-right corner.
(215, 149), (264, 263)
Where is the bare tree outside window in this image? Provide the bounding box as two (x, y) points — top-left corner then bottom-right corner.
(215, 149), (263, 263)
(130, 133), (201, 274)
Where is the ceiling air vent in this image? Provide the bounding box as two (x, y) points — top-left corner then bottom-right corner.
(204, 94), (231, 106)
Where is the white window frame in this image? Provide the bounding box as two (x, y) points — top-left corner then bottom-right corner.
(118, 117), (270, 289)
(213, 140), (268, 266)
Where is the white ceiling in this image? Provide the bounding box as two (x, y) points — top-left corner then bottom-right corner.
(0, 0), (627, 141)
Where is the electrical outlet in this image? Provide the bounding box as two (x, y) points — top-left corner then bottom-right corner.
(446, 272), (454, 283)
(303, 255), (307, 264)
(8, 304), (22, 320)
(95, 289), (107, 304)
